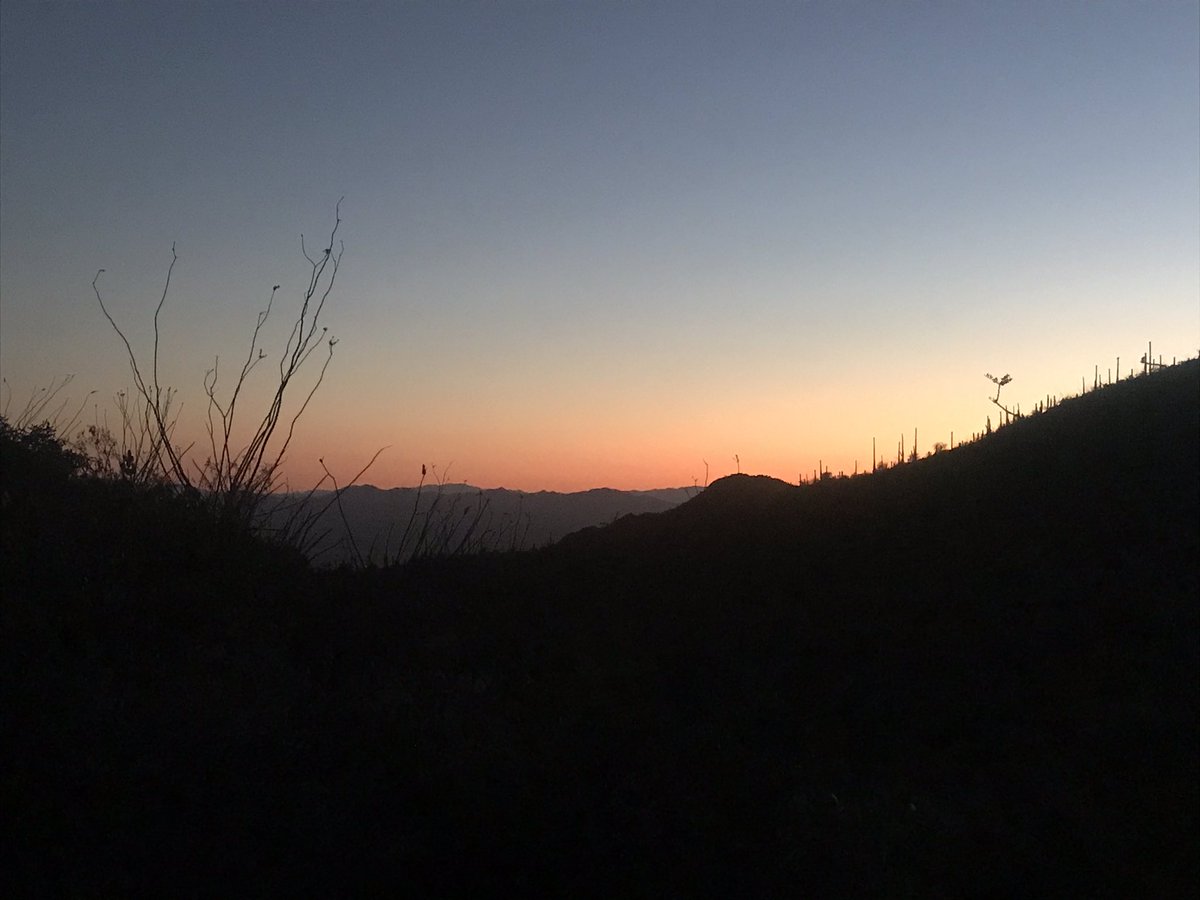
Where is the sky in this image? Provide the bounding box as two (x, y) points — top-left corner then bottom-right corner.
(2, 1), (1197, 492)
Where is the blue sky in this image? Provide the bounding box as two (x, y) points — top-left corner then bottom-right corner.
(2, 1), (1197, 490)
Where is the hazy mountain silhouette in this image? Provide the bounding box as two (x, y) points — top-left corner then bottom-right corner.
(4, 359), (1196, 896)
(281, 483), (695, 566)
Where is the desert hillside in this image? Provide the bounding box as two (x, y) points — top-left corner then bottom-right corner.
(4, 361), (1197, 896)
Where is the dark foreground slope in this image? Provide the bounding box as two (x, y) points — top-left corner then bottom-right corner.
(4, 362), (1197, 897)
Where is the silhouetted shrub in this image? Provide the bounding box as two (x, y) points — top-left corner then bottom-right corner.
(0, 416), (84, 491)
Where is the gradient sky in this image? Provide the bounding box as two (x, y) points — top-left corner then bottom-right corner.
(2, 1), (1197, 491)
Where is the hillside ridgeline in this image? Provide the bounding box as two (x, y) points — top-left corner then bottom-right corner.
(3, 360), (1196, 896)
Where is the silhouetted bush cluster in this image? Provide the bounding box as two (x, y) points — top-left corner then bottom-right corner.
(1, 415), (307, 594)
(0, 417), (84, 489)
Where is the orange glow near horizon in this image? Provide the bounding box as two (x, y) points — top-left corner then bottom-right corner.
(267, 378), (1014, 492)
(13, 330), (1193, 495)
(263, 340), (1199, 493)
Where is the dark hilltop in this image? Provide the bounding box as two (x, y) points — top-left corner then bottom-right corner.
(4, 360), (1197, 896)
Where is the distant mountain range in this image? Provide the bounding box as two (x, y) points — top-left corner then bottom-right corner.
(270, 482), (697, 567)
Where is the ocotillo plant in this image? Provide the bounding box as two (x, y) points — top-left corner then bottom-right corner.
(92, 202), (347, 532)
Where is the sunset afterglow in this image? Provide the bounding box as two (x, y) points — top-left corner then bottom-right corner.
(2, 2), (1197, 492)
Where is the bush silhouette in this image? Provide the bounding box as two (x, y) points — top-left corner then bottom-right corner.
(0, 417), (84, 490)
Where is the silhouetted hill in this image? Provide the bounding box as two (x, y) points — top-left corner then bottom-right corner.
(554, 359), (1197, 583)
(4, 361), (1197, 897)
(364, 359), (1200, 894)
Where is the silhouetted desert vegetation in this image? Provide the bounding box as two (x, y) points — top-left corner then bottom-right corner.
(3, 360), (1197, 896)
